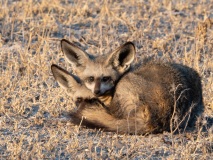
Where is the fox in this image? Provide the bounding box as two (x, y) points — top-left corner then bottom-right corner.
(51, 62), (204, 134)
(60, 39), (135, 103)
(61, 39), (204, 129)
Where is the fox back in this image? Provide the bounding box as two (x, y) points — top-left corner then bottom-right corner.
(108, 62), (204, 132)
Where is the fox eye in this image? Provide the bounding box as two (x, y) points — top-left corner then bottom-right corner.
(87, 76), (94, 83)
(76, 97), (83, 103)
(90, 98), (96, 104)
(102, 76), (111, 82)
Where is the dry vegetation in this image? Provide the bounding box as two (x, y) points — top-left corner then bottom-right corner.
(0, 0), (213, 159)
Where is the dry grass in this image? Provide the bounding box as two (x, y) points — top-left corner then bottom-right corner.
(0, 0), (213, 159)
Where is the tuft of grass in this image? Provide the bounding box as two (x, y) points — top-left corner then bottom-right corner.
(0, 0), (212, 159)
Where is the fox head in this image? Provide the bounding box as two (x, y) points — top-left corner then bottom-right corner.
(51, 64), (96, 106)
(61, 39), (136, 97)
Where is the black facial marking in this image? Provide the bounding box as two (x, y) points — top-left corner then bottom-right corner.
(102, 76), (112, 82)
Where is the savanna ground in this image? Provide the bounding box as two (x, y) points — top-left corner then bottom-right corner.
(0, 0), (213, 159)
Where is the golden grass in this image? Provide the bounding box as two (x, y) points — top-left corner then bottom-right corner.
(0, 0), (212, 159)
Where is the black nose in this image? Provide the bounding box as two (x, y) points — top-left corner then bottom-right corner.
(94, 89), (100, 95)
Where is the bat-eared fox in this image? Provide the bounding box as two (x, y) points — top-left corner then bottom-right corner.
(51, 40), (204, 134)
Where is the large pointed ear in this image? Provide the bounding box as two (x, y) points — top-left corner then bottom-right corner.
(106, 42), (135, 74)
(61, 39), (90, 70)
(51, 64), (80, 94)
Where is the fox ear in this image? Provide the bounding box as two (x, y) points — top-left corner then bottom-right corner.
(61, 39), (89, 70)
(107, 42), (135, 74)
(51, 64), (80, 93)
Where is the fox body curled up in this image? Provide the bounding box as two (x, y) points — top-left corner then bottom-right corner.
(51, 50), (204, 135)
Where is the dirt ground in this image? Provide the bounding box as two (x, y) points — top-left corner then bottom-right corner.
(0, 0), (213, 159)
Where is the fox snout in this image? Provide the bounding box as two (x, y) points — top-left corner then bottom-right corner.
(94, 79), (101, 95)
(93, 78), (113, 96)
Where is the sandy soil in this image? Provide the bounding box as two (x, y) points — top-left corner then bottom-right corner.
(0, 0), (213, 159)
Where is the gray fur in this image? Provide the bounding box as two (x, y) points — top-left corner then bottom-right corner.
(108, 62), (204, 133)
